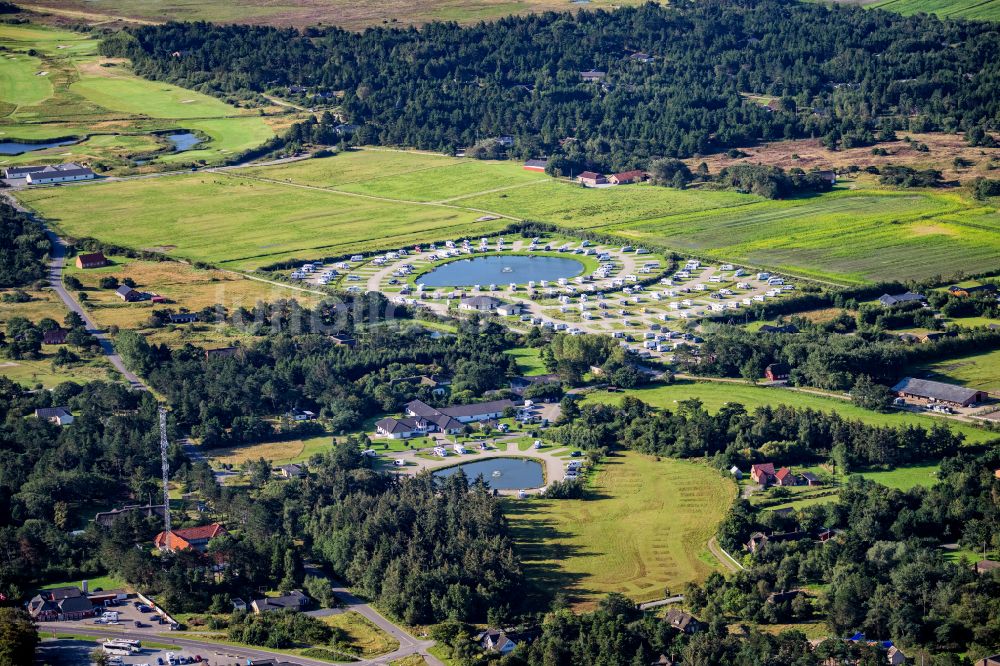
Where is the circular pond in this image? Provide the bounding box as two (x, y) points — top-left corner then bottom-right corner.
(433, 457), (544, 490)
(417, 254), (584, 287)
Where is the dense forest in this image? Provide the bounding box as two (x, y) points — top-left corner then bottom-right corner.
(124, 314), (522, 446)
(0, 379), (168, 598)
(101, 0), (1000, 170)
(708, 453), (1000, 659)
(550, 396), (970, 469)
(0, 202), (47, 287)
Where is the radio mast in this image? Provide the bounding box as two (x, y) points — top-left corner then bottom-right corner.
(158, 406), (171, 534)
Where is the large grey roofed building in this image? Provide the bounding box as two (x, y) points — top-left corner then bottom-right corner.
(892, 377), (987, 407)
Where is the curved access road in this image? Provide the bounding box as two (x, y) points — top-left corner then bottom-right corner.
(44, 229), (149, 391)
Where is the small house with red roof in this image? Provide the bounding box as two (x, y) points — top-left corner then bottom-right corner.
(774, 467), (799, 487)
(578, 171), (607, 186)
(750, 463), (776, 486)
(608, 170), (646, 185)
(154, 523), (227, 553)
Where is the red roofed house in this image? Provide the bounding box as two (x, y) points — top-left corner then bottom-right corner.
(578, 171), (607, 186)
(608, 170), (646, 185)
(75, 252), (108, 269)
(750, 463), (776, 486)
(774, 467), (799, 487)
(154, 523), (227, 552)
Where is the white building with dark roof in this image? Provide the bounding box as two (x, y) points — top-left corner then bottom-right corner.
(12, 163), (96, 184)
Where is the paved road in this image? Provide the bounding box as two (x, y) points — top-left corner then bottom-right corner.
(327, 581), (444, 666)
(43, 230), (150, 390)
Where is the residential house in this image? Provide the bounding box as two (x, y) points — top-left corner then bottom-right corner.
(891, 377), (987, 408)
(975, 655), (1000, 666)
(608, 170), (646, 185)
(523, 159), (548, 172)
(774, 467), (799, 487)
(629, 52), (655, 63)
(115, 285), (146, 302)
(278, 463), (306, 479)
(509, 374), (560, 396)
(375, 416), (437, 439)
(665, 609), (702, 634)
(766, 590), (801, 604)
(251, 590), (310, 614)
(974, 560), (1000, 575)
(94, 504), (166, 528)
(578, 171), (607, 186)
(759, 324), (799, 334)
(878, 292), (925, 307)
(154, 523), (227, 552)
(329, 333), (356, 347)
(496, 303), (523, 317)
(750, 462), (776, 486)
(287, 408), (317, 421)
(168, 313), (198, 324)
(746, 531), (808, 553)
(75, 251), (108, 269)
(42, 328), (68, 345)
(34, 407), (74, 426)
(764, 363), (790, 381)
(947, 284), (997, 298)
(479, 629), (518, 655)
(887, 646), (908, 665)
(460, 295), (503, 312)
(579, 69), (606, 82)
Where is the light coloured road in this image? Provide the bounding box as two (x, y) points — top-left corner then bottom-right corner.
(44, 228), (150, 390)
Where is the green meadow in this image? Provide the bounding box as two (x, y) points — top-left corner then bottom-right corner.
(24, 149), (1000, 285)
(507, 453), (734, 608)
(913, 347), (1000, 394)
(869, 0), (1000, 21)
(16, 172), (508, 268)
(582, 381), (997, 444)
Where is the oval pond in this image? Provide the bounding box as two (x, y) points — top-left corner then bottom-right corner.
(166, 132), (202, 152)
(417, 254), (584, 287)
(433, 457), (544, 490)
(0, 138), (78, 156)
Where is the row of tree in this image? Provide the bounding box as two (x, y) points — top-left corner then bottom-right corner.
(101, 0), (1000, 170)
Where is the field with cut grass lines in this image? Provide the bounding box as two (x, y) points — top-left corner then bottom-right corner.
(18, 149), (1000, 282)
(507, 453), (734, 608)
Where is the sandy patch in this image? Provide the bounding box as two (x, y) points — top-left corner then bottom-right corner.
(910, 224), (958, 237)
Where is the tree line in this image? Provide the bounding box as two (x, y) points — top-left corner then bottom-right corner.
(101, 0), (1000, 171)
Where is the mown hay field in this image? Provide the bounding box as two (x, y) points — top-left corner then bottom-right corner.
(18, 149), (1000, 283)
(507, 452), (735, 608)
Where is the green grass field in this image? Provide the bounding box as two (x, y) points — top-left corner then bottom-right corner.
(0, 53), (52, 106)
(21, 148), (999, 283)
(583, 381), (997, 444)
(507, 452), (735, 608)
(869, 0), (1000, 21)
(16, 173), (507, 268)
(41, 574), (125, 591)
(505, 347), (548, 376)
(913, 348), (1000, 394)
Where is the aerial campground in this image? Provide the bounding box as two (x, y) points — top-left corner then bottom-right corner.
(2, 0), (1000, 664)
